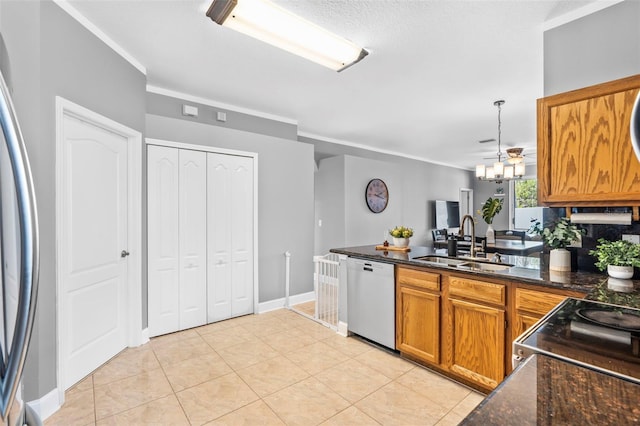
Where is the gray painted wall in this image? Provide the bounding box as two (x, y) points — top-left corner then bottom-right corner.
(544, 0), (640, 96)
(315, 153), (474, 255)
(314, 156), (345, 255)
(0, 0), (146, 401)
(145, 109), (315, 303)
(147, 92), (298, 141)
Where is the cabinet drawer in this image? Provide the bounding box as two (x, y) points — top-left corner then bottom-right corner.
(516, 288), (567, 315)
(449, 276), (505, 305)
(397, 267), (440, 291)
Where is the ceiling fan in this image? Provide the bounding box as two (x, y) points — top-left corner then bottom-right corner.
(482, 146), (526, 163)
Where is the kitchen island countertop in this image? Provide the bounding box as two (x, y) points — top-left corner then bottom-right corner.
(461, 353), (640, 425)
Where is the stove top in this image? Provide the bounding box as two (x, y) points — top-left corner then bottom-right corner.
(513, 298), (640, 384)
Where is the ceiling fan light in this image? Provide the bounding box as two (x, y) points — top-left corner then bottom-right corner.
(206, 0), (368, 71)
(507, 155), (523, 165)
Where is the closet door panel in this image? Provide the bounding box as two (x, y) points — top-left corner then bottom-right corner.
(147, 146), (180, 337)
(178, 149), (207, 329)
(231, 156), (254, 317)
(207, 154), (232, 322)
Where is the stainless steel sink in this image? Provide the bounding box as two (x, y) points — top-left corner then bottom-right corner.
(458, 261), (512, 272)
(414, 255), (512, 271)
(413, 256), (470, 266)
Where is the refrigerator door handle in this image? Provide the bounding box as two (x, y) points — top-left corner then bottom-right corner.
(0, 67), (39, 424)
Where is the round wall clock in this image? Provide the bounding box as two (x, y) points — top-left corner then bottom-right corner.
(365, 178), (389, 213)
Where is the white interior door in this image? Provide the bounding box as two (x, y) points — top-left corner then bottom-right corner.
(178, 149), (207, 329)
(147, 146), (180, 337)
(61, 114), (128, 389)
(207, 153), (253, 322)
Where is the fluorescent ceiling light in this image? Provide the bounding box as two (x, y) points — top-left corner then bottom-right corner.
(206, 0), (368, 71)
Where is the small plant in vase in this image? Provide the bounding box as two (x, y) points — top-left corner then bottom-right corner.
(529, 217), (585, 271)
(389, 226), (413, 248)
(589, 238), (640, 279)
(478, 197), (504, 243)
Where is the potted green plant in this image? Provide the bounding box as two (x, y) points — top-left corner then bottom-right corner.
(529, 217), (585, 271)
(478, 197), (504, 243)
(589, 238), (640, 279)
(389, 226), (413, 247)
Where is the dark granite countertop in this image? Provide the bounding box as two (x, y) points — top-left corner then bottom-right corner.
(330, 245), (640, 308)
(461, 353), (640, 425)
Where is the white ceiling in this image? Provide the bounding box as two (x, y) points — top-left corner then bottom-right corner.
(66, 0), (608, 170)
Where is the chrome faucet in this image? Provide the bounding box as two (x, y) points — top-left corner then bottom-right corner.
(459, 214), (476, 258)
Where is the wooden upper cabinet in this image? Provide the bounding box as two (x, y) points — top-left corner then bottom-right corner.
(538, 74), (640, 206)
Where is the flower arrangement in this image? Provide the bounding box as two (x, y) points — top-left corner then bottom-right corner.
(589, 238), (640, 270)
(389, 226), (413, 238)
(478, 197), (503, 225)
(529, 217), (584, 250)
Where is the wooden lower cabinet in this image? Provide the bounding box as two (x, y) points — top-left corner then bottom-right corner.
(446, 276), (506, 391)
(396, 267), (441, 364)
(394, 265), (587, 392)
(397, 285), (440, 363)
(512, 286), (586, 343)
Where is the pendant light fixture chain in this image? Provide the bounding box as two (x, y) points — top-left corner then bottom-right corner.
(494, 100), (505, 161)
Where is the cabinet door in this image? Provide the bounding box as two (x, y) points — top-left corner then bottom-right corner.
(178, 149), (207, 330)
(513, 312), (543, 341)
(397, 285), (440, 364)
(147, 146), (180, 337)
(447, 297), (505, 390)
(207, 153), (254, 322)
(538, 75), (640, 205)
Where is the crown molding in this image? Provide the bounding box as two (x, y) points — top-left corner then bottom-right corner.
(52, 0), (146, 74)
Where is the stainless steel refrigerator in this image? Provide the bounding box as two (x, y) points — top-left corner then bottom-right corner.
(0, 67), (40, 425)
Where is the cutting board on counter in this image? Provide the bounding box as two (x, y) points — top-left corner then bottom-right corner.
(375, 244), (411, 252)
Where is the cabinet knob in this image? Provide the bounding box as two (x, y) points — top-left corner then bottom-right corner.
(121, 250), (130, 258)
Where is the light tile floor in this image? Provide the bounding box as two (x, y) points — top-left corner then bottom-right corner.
(45, 308), (484, 426)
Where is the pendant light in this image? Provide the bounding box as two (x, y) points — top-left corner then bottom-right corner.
(476, 100), (525, 183)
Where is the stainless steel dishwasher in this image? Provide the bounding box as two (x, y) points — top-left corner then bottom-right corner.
(347, 258), (395, 350)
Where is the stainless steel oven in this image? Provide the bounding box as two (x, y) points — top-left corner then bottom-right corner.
(513, 297), (640, 384)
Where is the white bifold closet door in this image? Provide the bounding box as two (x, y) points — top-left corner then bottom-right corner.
(178, 149), (207, 329)
(147, 145), (207, 336)
(207, 153), (254, 322)
(148, 145), (254, 337)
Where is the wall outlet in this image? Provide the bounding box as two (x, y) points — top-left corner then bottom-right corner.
(622, 234), (640, 244)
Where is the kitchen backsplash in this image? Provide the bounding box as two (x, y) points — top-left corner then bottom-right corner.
(543, 207), (640, 277)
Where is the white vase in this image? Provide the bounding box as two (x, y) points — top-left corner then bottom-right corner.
(607, 265), (634, 279)
(486, 224), (495, 244)
(549, 248), (571, 272)
(393, 237), (410, 247)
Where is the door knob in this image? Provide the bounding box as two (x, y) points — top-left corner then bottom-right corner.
(121, 250), (130, 258)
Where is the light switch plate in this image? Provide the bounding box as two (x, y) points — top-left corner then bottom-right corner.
(622, 234), (640, 244)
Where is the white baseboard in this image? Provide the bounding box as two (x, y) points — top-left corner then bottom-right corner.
(257, 291), (315, 314)
(337, 321), (349, 337)
(289, 291), (315, 305)
(27, 387), (60, 421)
